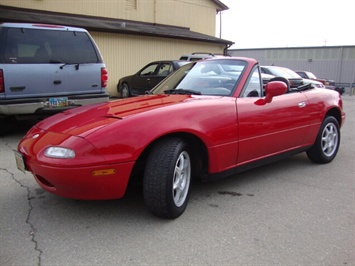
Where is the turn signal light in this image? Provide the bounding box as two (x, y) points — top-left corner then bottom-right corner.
(92, 169), (116, 176)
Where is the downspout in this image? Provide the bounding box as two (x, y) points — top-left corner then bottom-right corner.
(217, 9), (231, 56)
(219, 10), (222, 38)
(154, 0), (157, 24)
(337, 46), (344, 83)
(224, 43), (232, 56)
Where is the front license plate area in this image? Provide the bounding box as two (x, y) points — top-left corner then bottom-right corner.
(49, 97), (68, 108)
(14, 151), (26, 173)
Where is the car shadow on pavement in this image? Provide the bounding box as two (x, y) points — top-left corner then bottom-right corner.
(24, 153), (313, 224)
(1, 117), (40, 137)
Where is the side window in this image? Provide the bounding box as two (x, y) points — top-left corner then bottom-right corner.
(157, 63), (173, 76)
(140, 64), (159, 76)
(240, 67), (262, 98)
(297, 72), (307, 78)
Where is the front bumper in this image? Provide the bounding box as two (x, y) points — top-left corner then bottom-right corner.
(27, 160), (134, 200)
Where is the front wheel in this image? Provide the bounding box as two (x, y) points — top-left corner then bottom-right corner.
(143, 138), (192, 219)
(306, 116), (340, 164)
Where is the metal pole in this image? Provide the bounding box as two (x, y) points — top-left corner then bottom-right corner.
(219, 11), (222, 39)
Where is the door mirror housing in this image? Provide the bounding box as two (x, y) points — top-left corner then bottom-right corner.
(255, 81), (288, 105)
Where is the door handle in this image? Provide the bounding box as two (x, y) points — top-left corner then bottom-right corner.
(298, 102), (306, 108)
(53, 80), (62, 84)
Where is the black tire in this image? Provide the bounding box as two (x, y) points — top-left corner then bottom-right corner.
(143, 138), (192, 219)
(306, 116), (340, 164)
(0, 117), (5, 136)
(120, 83), (131, 98)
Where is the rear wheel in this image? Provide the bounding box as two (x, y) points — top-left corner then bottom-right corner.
(143, 138), (192, 219)
(120, 83), (131, 98)
(306, 116), (340, 164)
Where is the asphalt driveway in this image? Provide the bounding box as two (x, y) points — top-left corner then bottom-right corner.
(1, 96), (354, 266)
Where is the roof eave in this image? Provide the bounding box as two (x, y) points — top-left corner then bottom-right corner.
(0, 5), (233, 46)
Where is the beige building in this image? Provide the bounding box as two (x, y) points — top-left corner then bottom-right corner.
(0, 0), (233, 96)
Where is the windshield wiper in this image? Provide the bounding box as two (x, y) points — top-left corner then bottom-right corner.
(59, 63), (80, 70)
(164, 89), (201, 95)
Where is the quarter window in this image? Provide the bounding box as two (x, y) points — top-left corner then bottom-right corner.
(241, 68), (262, 98)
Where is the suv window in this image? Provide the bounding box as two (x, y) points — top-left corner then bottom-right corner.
(4, 28), (99, 64)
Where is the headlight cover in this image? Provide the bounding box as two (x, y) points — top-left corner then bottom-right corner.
(44, 147), (75, 159)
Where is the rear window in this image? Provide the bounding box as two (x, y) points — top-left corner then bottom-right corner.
(4, 28), (99, 64)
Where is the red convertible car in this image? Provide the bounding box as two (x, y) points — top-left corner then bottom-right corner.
(16, 57), (345, 219)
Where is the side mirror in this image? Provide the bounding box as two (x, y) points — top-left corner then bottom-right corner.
(255, 81), (287, 105)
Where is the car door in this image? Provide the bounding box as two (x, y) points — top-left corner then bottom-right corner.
(131, 62), (174, 95)
(236, 68), (312, 165)
(149, 62), (174, 87)
(130, 63), (160, 95)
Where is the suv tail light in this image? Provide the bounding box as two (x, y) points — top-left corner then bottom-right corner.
(0, 70), (4, 93)
(101, 67), (108, 88)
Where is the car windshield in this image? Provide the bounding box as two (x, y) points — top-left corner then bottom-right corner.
(267, 67), (301, 79)
(305, 71), (317, 79)
(151, 59), (247, 96)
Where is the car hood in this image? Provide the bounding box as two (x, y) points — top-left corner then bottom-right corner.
(34, 94), (217, 137)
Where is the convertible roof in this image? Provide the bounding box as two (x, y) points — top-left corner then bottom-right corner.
(0, 5), (233, 46)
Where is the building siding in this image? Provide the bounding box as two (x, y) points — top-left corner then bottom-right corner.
(229, 46), (355, 84)
(1, 0), (217, 35)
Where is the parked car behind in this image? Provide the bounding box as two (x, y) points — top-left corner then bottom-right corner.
(0, 23), (109, 135)
(295, 70), (335, 87)
(117, 60), (190, 98)
(295, 70), (344, 94)
(261, 66), (324, 89)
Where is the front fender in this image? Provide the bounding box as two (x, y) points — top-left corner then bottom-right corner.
(86, 97), (239, 172)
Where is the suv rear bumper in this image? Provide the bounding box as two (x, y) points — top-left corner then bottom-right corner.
(0, 93), (109, 115)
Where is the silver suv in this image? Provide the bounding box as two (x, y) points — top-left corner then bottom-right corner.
(0, 23), (109, 133)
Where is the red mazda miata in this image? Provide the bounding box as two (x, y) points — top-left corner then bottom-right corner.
(16, 57), (346, 219)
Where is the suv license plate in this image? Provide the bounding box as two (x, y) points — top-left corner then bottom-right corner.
(49, 97), (68, 108)
(14, 151), (26, 173)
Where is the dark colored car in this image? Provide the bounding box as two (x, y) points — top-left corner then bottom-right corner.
(295, 70), (344, 95)
(261, 66), (304, 88)
(261, 66), (327, 90)
(16, 57), (345, 219)
(295, 70), (335, 87)
(117, 60), (190, 98)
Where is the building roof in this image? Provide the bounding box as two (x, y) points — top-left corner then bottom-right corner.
(0, 5), (233, 46)
(210, 0), (229, 11)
